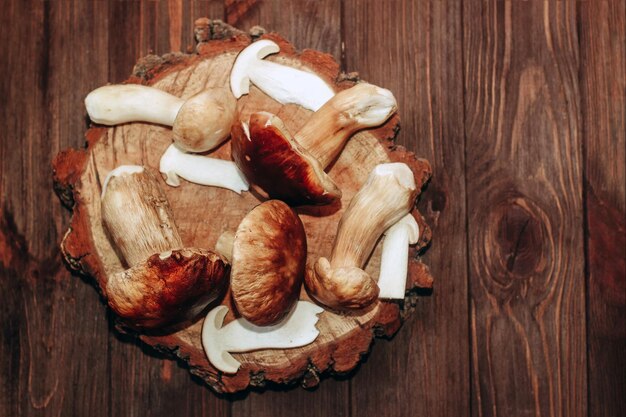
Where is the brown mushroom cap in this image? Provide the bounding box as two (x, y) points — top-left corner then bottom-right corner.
(107, 248), (229, 330)
(230, 112), (341, 206)
(172, 87), (236, 152)
(230, 200), (307, 326)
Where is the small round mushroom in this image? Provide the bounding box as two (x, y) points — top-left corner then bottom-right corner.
(305, 163), (417, 310)
(85, 84), (236, 152)
(101, 165), (229, 329)
(230, 83), (396, 206)
(217, 200), (307, 326)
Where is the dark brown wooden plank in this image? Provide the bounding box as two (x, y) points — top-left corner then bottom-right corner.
(0, 1), (111, 416)
(342, 1), (469, 416)
(105, 2), (230, 416)
(463, 2), (587, 416)
(227, 1), (349, 416)
(225, 0), (342, 62)
(579, 2), (626, 417)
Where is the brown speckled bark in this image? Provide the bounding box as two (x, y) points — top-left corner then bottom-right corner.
(52, 19), (433, 393)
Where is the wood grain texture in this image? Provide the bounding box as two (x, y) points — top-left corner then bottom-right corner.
(1, 0), (624, 416)
(579, 2), (626, 417)
(228, 2), (350, 416)
(342, 1), (469, 416)
(0, 1), (112, 416)
(464, 2), (586, 416)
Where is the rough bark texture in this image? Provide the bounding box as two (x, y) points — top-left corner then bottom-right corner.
(52, 20), (433, 394)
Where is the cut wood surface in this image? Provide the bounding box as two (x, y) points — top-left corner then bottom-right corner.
(1, 0), (624, 416)
(52, 21), (433, 394)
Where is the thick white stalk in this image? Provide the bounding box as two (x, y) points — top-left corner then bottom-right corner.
(249, 60), (335, 111)
(202, 301), (323, 374)
(159, 144), (249, 193)
(377, 214), (420, 299)
(85, 85), (183, 125)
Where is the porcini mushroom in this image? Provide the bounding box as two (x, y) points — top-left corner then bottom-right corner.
(101, 165), (229, 329)
(216, 200), (307, 326)
(85, 84), (236, 152)
(377, 213), (420, 299)
(159, 144), (249, 193)
(202, 301), (323, 374)
(231, 113), (340, 205)
(230, 39), (335, 111)
(230, 83), (397, 206)
(305, 163), (417, 310)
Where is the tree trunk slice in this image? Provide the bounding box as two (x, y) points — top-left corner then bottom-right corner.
(52, 20), (434, 394)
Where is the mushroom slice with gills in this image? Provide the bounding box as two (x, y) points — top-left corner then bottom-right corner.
(202, 301), (324, 374)
(159, 143), (249, 194)
(230, 39), (335, 111)
(85, 84), (236, 152)
(305, 163), (417, 310)
(101, 165), (229, 329)
(231, 112), (341, 206)
(230, 83), (396, 206)
(377, 213), (420, 299)
(215, 200), (307, 326)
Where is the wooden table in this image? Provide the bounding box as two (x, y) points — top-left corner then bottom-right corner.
(1, 1), (623, 416)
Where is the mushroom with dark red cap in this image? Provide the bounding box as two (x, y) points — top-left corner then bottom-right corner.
(215, 200), (307, 326)
(101, 165), (229, 330)
(230, 83), (397, 206)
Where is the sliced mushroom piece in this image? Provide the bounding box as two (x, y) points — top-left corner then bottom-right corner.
(159, 144), (249, 193)
(202, 301), (324, 374)
(230, 39), (335, 111)
(101, 165), (229, 329)
(231, 112), (340, 205)
(377, 213), (420, 299)
(230, 83), (396, 206)
(85, 84), (236, 152)
(305, 163), (417, 310)
(216, 200), (307, 326)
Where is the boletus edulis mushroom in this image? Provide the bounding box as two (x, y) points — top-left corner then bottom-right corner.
(215, 200), (307, 326)
(101, 165), (229, 330)
(305, 162), (417, 310)
(85, 84), (236, 153)
(230, 83), (397, 206)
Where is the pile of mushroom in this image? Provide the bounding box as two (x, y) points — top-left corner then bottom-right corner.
(86, 37), (423, 375)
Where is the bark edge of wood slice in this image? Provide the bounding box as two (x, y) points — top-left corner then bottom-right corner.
(52, 19), (434, 394)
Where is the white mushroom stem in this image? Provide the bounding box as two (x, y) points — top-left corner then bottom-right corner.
(230, 39), (335, 111)
(377, 213), (420, 299)
(86, 84), (183, 125)
(86, 85), (236, 153)
(159, 144), (249, 193)
(202, 301), (323, 374)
